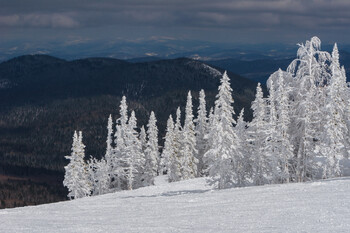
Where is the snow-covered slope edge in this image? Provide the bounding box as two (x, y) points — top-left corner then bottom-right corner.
(0, 176), (349, 233)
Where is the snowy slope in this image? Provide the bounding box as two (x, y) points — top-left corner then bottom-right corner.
(0, 176), (349, 233)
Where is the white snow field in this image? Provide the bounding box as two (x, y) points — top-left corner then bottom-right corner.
(0, 176), (349, 233)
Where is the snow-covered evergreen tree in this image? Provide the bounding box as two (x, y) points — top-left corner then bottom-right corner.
(286, 37), (330, 181)
(87, 156), (97, 195)
(265, 80), (282, 184)
(194, 89), (208, 176)
(235, 108), (251, 185)
(87, 157), (109, 196)
(110, 96), (129, 190)
(274, 70), (294, 183)
(94, 158), (110, 195)
(124, 111), (144, 190)
(168, 107), (183, 182)
(111, 124), (126, 190)
(203, 107), (215, 176)
(106, 114), (114, 162)
(181, 91), (198, 179)
(144, 111), (159, 185)
(105, 114), (113, 188)
(318, 44), (348, 178)
(162, 115), (176, 180)
(247, 83), (272, 185)
(63, 131), (91, 199)
(204, 71), (242, 189)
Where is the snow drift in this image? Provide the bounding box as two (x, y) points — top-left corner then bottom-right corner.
(1, 176), (349, 232)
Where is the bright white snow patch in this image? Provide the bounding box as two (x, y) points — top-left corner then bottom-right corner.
(202, 63), (222, 77)
(0, 176), (349, 232)
(186, 60), (221, 78)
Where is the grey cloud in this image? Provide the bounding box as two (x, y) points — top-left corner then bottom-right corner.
(1, 0), (350, 43)
(0, 13), (79, 28)
(1, 0), (350, 30)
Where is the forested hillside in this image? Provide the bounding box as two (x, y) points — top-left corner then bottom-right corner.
(0, 55), (257, 208)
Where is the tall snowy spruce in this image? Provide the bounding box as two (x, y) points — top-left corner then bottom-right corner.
(235, 108), (251, 185)
(268, 70), (294, 183)
(110, 96), (129, 190)
(144, 111), (159, 185)
(204, 71), (243, 189)
(265, 80), (283, 183)
(318, 44), (348, 178)
(63, 131), (91, 199)
(168, 107), (184, 182)
(162, 115), (178, 181)
(194, 89), (209, 176)
(181, 91), (199, 179)
(105, 114), (114, 185)
(247, 83), (272, 185)
(124, 111), (144, 190)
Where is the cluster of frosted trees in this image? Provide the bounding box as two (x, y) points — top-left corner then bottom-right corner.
(64, 37), (350, 198)
(63, 97), (160, 199)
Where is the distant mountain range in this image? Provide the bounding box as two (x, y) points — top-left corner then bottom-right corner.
(0, 55), (258, 208)
(3, 38), (350, 64)
(0, 38), (302, 62)
(207, 50), (350, 83)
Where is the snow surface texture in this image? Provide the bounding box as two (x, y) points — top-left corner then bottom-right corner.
(1, 176), (349, 233)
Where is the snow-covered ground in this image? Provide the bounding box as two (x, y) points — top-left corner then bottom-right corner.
(0, 176), (349, 233)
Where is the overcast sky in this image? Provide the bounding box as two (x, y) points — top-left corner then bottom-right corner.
(1, 0), (350, 45)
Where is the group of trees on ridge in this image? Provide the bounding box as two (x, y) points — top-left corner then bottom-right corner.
(63, 37), (350, 198)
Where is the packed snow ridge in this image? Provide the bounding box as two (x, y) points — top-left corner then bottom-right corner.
(1, 176), (349, 233)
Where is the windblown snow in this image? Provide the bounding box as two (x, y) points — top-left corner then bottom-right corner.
(1, 176), (349, 233)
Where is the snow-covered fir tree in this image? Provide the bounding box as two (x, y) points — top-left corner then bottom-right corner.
(162, 115), (176, 181)
(272, 70), (294, 183)
(318, 44), (348, 178)
(87, 157), (109, 196)
(124, 111), (144, 190)
(181, 91), (199, 179)
(235, 108), (251, 185)
(63, 131), (91, 199)
(265, 81), (282, 183)
(105, 114), (113, 187)
(194, 89), (209, 176)
(204, 71), (243, 189)
(144, 111), (159, 185)
(93, 158), (110, 195)
(110, 96), (129, 190)
(87, 157), (97, 195)
(167, 107), (183, 182)
(247, 83), (273, 185)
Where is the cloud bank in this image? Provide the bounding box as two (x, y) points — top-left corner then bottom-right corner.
(1, 0), (349, 43)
